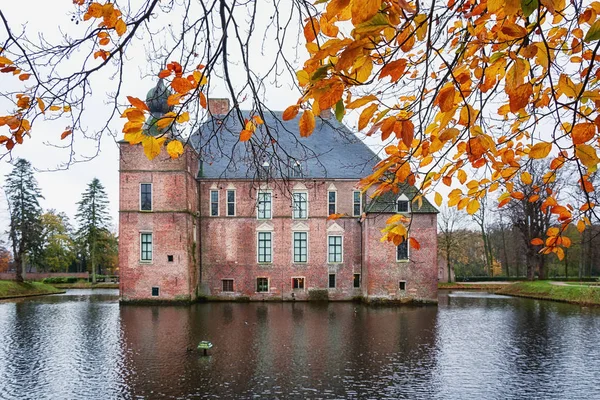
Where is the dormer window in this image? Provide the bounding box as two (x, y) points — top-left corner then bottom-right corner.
(396, 195), (410, 213)
(289, 161), (302, 178)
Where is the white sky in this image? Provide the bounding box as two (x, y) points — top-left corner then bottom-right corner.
(0, 0), (433, 241)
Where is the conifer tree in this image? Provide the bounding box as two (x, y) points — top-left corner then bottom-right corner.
(4, 159), (43, 282)
(75, 178), (111, 284)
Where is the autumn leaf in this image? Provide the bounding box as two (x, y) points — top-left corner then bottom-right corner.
(584, 20), (600, 42)
(127, 96), (149, 112)
(530, 238), (544, 245)
(346, 95), (377, 109)
(166, 139), (184, 158)
(466, 199), (480, 215)
(572, 122), (595, 145)
(575, 144), (600, 169)
(358, 103), (378, 130)
(0, 56), (13, 65)
(408, 237), (420, 250)
(434, 192), (442, 207)
(521, 171), (532, 184)
(115, 18), (127, 36)
(508, 83), (532, 112)
(378, 58), (407, 83)
(36, 98), (45, 114)
(142, 136), (161, 160)
(282, 105), (299, 121)
(436, 86), (455, 112)
(176, 112), (190, 123)
(299, 110), (315, 137)
(61, 130), (72, 140)
(303, 17), (320, 42)
(351, 0), (381, 25)
(529, 142), (552, 159)
(171, 77), (193, 94)
(327, 213), (344, 220)
(18, 74), (31, 81)
(158, 69), (171, 79)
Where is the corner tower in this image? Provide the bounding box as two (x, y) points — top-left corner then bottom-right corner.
(118, 81), (200, 302)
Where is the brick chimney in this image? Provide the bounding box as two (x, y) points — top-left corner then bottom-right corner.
(207, 98), (230, 115)
(320, 108), (332, 119)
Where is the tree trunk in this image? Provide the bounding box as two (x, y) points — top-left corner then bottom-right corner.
(14, 252), (23, 283)
(91, 237), (96, 284)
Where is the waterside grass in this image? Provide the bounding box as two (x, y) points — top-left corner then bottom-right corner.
(0, 280), (64, 300)
(438, 282), (509, 291)
(497, 281), (600, 306)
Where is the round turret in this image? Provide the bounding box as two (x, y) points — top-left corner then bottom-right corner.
(146, 79), (172, 116)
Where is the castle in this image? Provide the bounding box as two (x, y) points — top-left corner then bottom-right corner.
(118, 83), (439, 303)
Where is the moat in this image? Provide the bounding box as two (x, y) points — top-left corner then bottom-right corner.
(1, 289), (599, 399)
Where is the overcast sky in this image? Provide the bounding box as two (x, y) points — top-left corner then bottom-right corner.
(0, 1), (405, 241)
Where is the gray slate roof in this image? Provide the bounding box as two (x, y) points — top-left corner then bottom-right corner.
(365, 183), (438, 214)
(190, 111), (380, 179)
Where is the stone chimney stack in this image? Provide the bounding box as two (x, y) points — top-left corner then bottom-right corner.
(207, 98), (230, 115)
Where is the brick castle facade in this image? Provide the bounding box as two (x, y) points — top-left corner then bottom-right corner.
(119, 86), (438, 303)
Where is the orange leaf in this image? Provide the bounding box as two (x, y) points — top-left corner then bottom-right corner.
(199, 92), (207, 109)
(401, 120), (414, 148)
(299, 110), (316, 137)
(303, 17), (320, 42)
(36, 98), (45, 114)
(358, 103), (378, 130)
(529, 142), (552, 159)
(61, 130), (72, 140)
(127, 96), (149, 112)
(530, 238), (544, 245)
(508, 83), (532, 112)
(18, 74), (31, 81)
(115, 18), (127, 36)
(408, 237), (420, 250)
(378, 59), (407, 83)
(327, 213), (344, 220)
(158, 69), (171, 79)
(282, 105), (299, 121)
(171, 77), (193, 94)
(436, 86), (455, 112)
(87, 2), (103, 18)
(572, 122), (595, 145)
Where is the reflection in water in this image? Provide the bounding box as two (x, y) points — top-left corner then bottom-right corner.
(0, 289), (599, 399)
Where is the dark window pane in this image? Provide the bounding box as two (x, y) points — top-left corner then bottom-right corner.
(292, 277), (304, 289)
(141, 233), (152, 261)
(328, 274), (336, 288)
(397, 200), (409, 213)
(151, 287), (159, 296)
(353, 191), (361, 216)
(397, 241), (409, 260)
(353, 274), (361, 288)
(258, 232), (272, 263)
(140, 184), (152, 211)
(222, 279), (234, 292)
(227, 190), (235, 216)
(257, 278), (269, 292)
(210, 191), (218, 216)
(294, 232), (307, 263)
(399, 281), (406, 291)
(328, 236), (342, 263)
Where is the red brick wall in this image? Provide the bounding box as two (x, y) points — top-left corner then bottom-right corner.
(198, 180), (365, 300)
(119, 142), (200, 302)
(362, 212), (438, 302)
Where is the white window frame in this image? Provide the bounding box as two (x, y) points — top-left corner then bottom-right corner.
(327, 235), (343, 263)
(256, 277), (269, 293)
(352, 190), (362, 217)
(292, 276), (306, 290)
(292, 191), (309, 220)
(397, 236), (410, 262)
(257, 231), (273, 263)
(292, 231), (308, 263)
(328, 190), (337, 216)
(210, 190), (219, 216)
(226, 189), (236, 216)
(396, 194), (410, 213)
(140, 232), (153, 263)
(140, 183), (152, 211)
(257, 191), (272, 220)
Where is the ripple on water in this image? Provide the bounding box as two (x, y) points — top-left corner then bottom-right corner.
(1, 291), (600, 399)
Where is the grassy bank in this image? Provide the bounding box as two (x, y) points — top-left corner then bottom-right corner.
(497, 281), (600, 306)
(438, 282), (509, 290)
(0, 281), (64, 300)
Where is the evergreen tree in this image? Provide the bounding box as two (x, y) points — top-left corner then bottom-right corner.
(75, 178), (111, 283)
(4, 159), (44, 282)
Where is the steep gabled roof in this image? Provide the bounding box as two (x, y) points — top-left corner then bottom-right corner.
(190, 110), (380, 179)
(365, 183), (439, 214)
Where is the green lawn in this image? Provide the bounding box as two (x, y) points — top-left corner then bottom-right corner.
(497, 281), (600, 306)
(0, 281), (64, 299)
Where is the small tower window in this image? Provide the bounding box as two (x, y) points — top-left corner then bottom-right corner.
(140, 183), (152, 211)
(396, 195), (410, 213)
(290, 161), (302, 178)
(151, 287), (160, 297)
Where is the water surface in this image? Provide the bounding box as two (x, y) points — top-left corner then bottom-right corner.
(0, 289), (599, 399)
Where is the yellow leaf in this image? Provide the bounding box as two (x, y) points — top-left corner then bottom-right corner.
(572, 122), (595, 145)
(36, 98), (45, 114)
(434, 192), (442, 207)
(351, 0), (381, 25)
(358, 103), (378, 130)
(142, 136), (161, 160)
(0, 56), (13, 65)
(296, 70), (310, 86)
(121, 108), (145, 124)
(558, 74), (580, 98)
(466, 199), (480, 215)
(346, 95), (378, 109)
(166, 140), (184, 159)
(521, 171), (532, 185)
(529, 142), (552, 159)
(457, 169), (467, 184)
(124, 131), (144, 145)
(115, 18), (127, 36)
(253, 115), (264, 125)
(49, 105), (61, 111)
(156, 112), (176, 129)
(575, 144), (600, 169)
(488, 0), (504, 13)
(577, 219), (585, 233)
(176, 112), (190, 123)
(299, 110), (315, 137)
